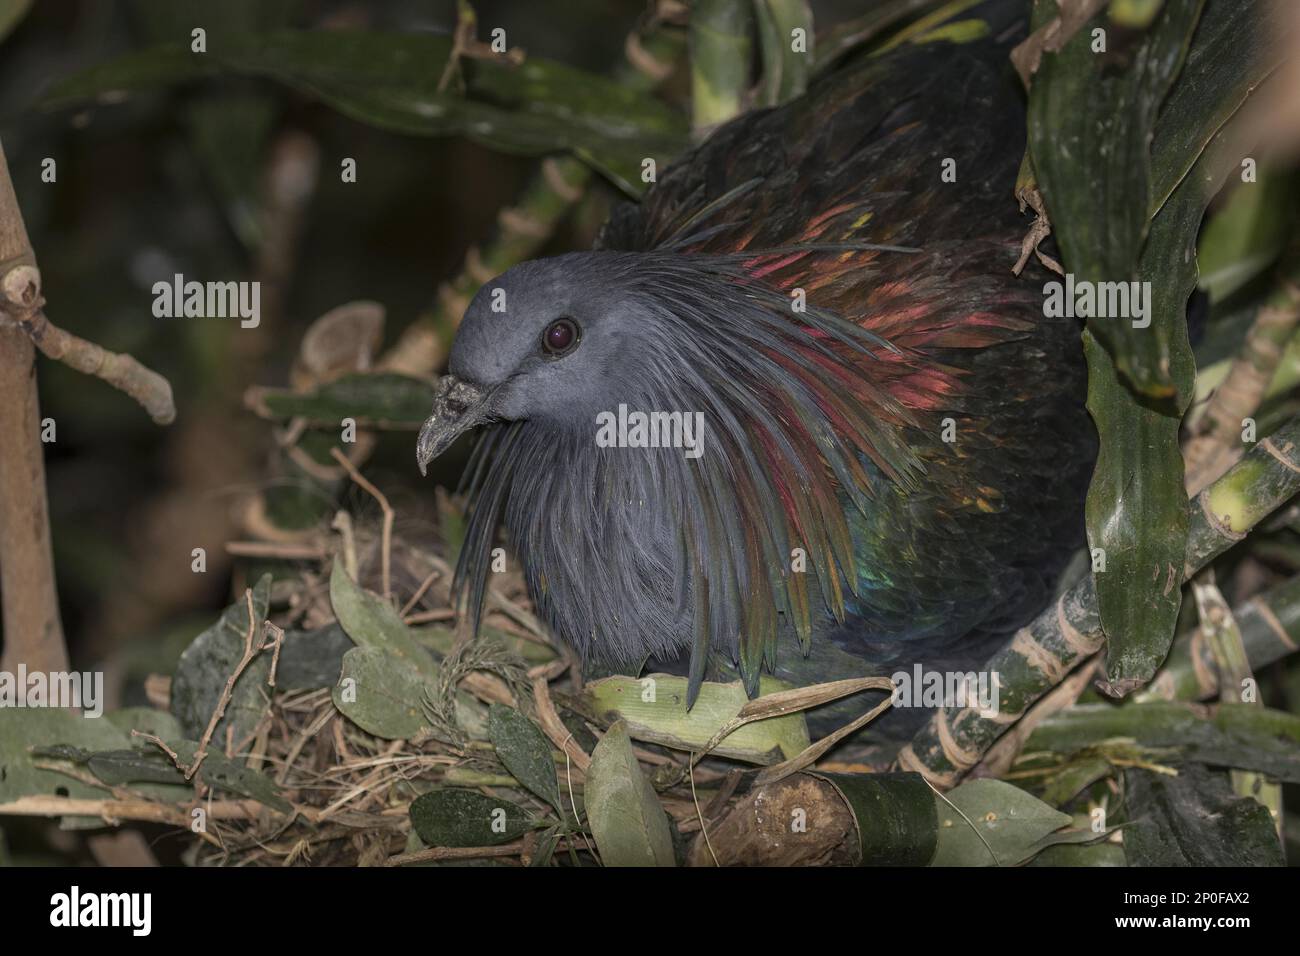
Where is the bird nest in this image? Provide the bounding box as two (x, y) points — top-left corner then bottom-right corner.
(140, 513), (861, 867)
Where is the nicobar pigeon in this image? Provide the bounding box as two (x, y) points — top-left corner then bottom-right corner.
(416, 2), (1096, 739)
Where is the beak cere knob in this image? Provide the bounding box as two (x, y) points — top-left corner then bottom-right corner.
(416, 374), (492, 476)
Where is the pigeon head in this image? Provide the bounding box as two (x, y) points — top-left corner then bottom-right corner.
(417, 247), (937, 702)
(417, 253), (663, 470)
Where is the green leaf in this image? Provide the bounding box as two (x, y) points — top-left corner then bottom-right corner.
(332, 646), (436, 741)
(1082, 329), (1192, 693)
(581, 673), (809, 764)
(40, 31), (688, 197)
(931, 779), (1072, 867)
(0, 710), (136, 801)
(1038, 754), (1114, 807)
(168, 739), (292, 813)
(584, 721), (676, 867)
(1149, 0), (1280, 218)
(1027, 0), (1236, 692)
(275, 623), (353, 690)
(246, 372), (436, 429)
(30, 745), (187, 787)
(1122, 764), (1284, 865)
(1092, 131), (1245, 692)
(170, 573), (273, 743)
(329, 561), (438, 678)
(327, 573), (490, 741)
(0, 0), (31, 45)
(409, 788), (532, 847)
(1028, 0), (1204, 396)
(487, 704), (563, 815)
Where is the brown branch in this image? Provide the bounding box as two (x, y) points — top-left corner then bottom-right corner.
(0, 795), (258, 825)
(0, 267), (175, 425)
(532, 675), (591, 773)
(187, 588), (264, 780)
(0, 139), (67, 675)
(383, 842), (531, 867)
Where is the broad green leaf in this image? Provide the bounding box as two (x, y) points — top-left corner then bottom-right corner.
(1149, 0), (1280, 217)
(931, 779), (1072, 867)
(1, 716), (288, 811)
(168, 739), (292, 812)
(1026, 0), (1227, 692)
(1037, 754), (1114, 807)
(276, 623), (353, 690)
(1028, 0), (1203, 396)
(584, 721), (676, 867)
(170, 573), (273, 743)
(40, 31), (688, 197)
(329, 560), (437, 677)
(813, 771), (937, 866)
(0, 709), (135, 801)
(409, 788), (532, 847)
(582, 673), (809, 765)
(1122, 764), (1283, 865)
(327, 574), (489, 741)
(1091, 125), (1244, 692)
(30, 745), (187, 787)
(1082, 325), (1191, 694)
(332, 646), (436, 741)
(487, 704), (563, 815)
(246, 372), (436, 429)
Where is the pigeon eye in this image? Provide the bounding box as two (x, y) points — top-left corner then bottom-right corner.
(542, 318), (580, 356)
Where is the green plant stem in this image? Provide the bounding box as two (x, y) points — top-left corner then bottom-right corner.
(1136, 574), (1300, 702)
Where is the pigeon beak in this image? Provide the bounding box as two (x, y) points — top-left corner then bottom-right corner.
(416, 374), (494, 475)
